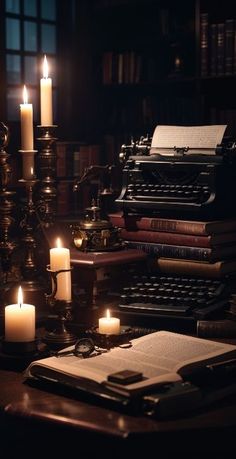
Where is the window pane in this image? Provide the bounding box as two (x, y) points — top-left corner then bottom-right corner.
(6, 18), (20, 50)
(41, 0), (56, 20)
(24, 21), (37, 51)
(30, 88), (38, 122)
(24, 56), (38, 84)
(47, 56), (57, 84)
(7, 87), (21, 121)
(5, 0), (20, 14)
(24, 0), (37, 17)
(41, 24), (56, 53)
(6, 54), (21, 84)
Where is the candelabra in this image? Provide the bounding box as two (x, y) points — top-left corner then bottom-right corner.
(44, 266), (77, 349)
(36, 125), (57, 228)
(0, 122), (16, 294)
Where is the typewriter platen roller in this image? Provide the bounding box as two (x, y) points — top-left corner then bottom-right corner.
(116, 125), (236, 218)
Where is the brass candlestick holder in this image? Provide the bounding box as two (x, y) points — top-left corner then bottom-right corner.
(44, 266), (77, 349)
(36, 125), (57, 228)
(0, 123), (16, 287)
(18, 166), (48, 309)
(19, 176), (39, 280)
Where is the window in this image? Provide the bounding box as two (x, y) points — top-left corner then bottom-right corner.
(4, 0), (57, 122)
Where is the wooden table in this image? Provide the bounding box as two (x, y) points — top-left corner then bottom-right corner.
(1, 364), (236, 458)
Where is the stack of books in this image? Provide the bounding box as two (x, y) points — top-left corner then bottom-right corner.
(108, 212), (236, 279)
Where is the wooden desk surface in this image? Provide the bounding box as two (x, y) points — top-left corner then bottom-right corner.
(1, 366), (236, 457)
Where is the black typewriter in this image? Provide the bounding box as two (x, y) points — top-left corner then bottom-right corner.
(116, 129), (236, 218)
(117, 274), (231, 332)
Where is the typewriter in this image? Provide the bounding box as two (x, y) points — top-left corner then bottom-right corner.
(116, 125), (236, 218)
(116, 273), (232, 332)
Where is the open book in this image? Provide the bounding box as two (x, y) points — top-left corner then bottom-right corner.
(25, 331), (236, 398)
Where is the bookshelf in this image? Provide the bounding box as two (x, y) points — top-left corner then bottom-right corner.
(70, 0), (236, 166)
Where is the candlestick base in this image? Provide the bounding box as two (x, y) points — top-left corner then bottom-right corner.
(86, 326), (133, 349)
(43, 330), (77, 351)
(0, 338), (50, 371)
(2, 339), (38, 355)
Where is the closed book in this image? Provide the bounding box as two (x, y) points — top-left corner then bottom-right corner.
(125, 240), (236, 262)
(197, 320), (236, 339)
(210, 23), (217, 76)
(108, 212), (236, 236)
(225, 19), (234, 75)
(120, 228), (236, 248)
(200, 13), (209, 76)
(217, 23), (225, 76)
(155, 258), (236, 278)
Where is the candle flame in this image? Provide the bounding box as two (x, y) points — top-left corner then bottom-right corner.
(56, 237), (62, 248)
(23, 85), (28, 104)
(106, 309), (110, 319)
(17, 286), (23, 307)
(43, 55), (49, 78)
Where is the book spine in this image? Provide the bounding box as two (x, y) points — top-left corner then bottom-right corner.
(57, 180), (73, 216)
(125, 241), (211, 261)
(108, 214), (207, 235)
(200, 13), (209, 77)
(197, 320), (236, 338)
(225, 19), (234, 76)
(217, 23), (225, 76)
(155, 258), (224, 278)
(120, 229), (212, 247)
(210, 23), (217, 76)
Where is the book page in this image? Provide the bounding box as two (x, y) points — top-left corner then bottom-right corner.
(25, 331), (236, 396)
(150, 125), (227, 155)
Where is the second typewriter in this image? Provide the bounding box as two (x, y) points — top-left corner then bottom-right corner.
(115, 273), (232, 333)
(116, 125), (236, 218)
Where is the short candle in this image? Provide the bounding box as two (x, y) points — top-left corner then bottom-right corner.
(98, 309), (120, 335)
(5, 286), (35, 342)
(49, 238), (71, 301)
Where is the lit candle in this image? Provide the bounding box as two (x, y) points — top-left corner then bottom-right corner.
(5, 286), (35, 342)
(40, 55), (53, 126)
(50, 238), (71, 301)
(20, 85), (34, 150)
(98, 309), (120, 335)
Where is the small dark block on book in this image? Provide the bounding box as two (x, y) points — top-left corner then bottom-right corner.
(107, 370), (143, 385)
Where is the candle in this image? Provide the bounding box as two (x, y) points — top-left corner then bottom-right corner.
(50, 238), (71, 301)
(20, 85), (34, 150)
(5, 286), (35, 342)
(40, 55), (53, 126)
(98, 309), (120, 335)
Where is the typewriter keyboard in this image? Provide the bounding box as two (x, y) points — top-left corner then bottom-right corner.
(118, 275), (229, 320)
(126, 183), (211, 203)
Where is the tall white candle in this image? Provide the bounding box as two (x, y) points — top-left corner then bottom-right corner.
(40, 55), (53, 126)
(98, 309), (120, 335)
(20, 85), (34, 150)
(5, 286), (35, 342)
(50, 238), (71, 301)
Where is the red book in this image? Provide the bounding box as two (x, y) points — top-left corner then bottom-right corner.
(120, 228), (236, 248)
(109, 212), (236, 236)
